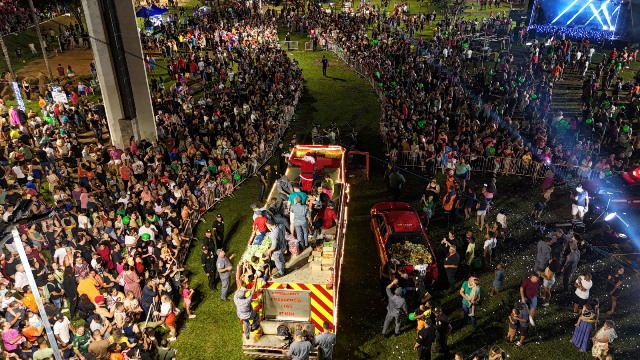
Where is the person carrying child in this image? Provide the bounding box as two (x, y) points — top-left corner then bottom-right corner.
(467, 278), (481, 317)
(506, 307), (519, 343)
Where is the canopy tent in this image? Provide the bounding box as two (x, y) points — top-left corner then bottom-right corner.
(136, 5), (168, 18)
(149, 5), (169, 15)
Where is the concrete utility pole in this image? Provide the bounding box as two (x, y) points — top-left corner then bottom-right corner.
(81, 0), (158, 149)
(27, 0), (54, 81)
(6, 227), (62, 360)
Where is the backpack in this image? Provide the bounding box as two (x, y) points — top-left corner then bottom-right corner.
(43, 282), (54, 302)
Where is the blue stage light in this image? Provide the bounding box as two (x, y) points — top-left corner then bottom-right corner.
(551, 0), (580, 24)
(567, 0), (594, 25)
(589, 4), (608, 30)
(601, 2), (613, 29)
(589, 4), (605, 28)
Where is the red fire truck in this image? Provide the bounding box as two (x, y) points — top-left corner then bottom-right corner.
(235, 145), (368, 358)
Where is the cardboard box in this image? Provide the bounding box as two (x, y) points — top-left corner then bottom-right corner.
(310, 261), (322, 272)
(312, 250), (323, 257)
(321, 257), (334, 265)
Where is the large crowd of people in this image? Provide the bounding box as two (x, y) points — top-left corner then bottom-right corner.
(0, 1), (301, 359)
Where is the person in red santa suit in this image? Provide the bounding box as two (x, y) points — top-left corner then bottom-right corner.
(289, 152), (316, 192)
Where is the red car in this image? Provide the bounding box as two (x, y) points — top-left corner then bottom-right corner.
(370, 202), (438, 285)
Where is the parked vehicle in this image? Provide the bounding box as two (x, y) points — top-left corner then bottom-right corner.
(370, 202), (438, 285)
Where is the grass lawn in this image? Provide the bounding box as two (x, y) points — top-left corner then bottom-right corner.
(0, 14), (79, 74)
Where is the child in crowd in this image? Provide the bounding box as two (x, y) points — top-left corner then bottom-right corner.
(181, 279), (196, 319)
(507, 307), (519, 342)
(489, 263), (505, 296)
(532, 200), (544, 218)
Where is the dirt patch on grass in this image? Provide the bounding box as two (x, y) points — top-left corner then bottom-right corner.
(15, 48), (94, 79)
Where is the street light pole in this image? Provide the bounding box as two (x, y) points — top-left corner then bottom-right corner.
(11, 228), (63, 360)
(27, 0), (54, 81)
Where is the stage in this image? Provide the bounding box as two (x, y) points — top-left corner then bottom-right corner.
(528, 0), (634, 41)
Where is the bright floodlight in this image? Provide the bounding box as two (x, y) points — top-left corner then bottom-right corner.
(605, 212), (617, 222)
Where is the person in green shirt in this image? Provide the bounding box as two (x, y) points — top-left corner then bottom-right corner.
(33, 338), (54, 360)
(157, 338), (177, 359)
(73, 325), (91, 359)
(454, 158), (471, 192)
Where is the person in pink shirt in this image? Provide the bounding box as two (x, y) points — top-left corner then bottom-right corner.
(9, 106), (21, 126)
(182, 279), (196, 319)
(109, 146), (124, 163)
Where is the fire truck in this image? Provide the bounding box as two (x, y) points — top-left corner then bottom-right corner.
(235, 145), (368, 359)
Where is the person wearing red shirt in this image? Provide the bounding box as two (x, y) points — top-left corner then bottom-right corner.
(253, 214), (268, 245)
(520, 274), (541, 326)
(119, 164), (132, 190)
(320, 202), (338, 235)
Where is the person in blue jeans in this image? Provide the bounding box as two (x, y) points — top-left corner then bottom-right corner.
(459, 276), (480, 328)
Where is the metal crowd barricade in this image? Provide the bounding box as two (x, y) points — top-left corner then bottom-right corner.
(279, 41), (299, 50)
(392, 152), (605, 180)
(324, 35), (611, 184)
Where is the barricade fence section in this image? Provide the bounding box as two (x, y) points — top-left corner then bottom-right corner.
(392, 152), (606, 180)
(326, 39), (607, 182)
(280, 40), (299, 50)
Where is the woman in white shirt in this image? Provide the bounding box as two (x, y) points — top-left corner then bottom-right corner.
(154, 295), (177, 341)
(14, 265), (29, 292)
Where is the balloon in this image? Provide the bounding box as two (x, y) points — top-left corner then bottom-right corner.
(391, 81), (397, 86)
(408, 313), (416, 321)
(586, 118), (593, 124)
(417, 120), (427, 129)
(375, 71), (380, 78)
(221, 178), (229, 185)
(531, 94), (538, 100)
(122, 216), (130, 225)
(379, 82), (383, 87)
(141, 233), (150, 240)
(45, 116), (54, 124)
(233, 173), (241, 181)
(418, 83), (424, 89)
(623, 125), (630, 132)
